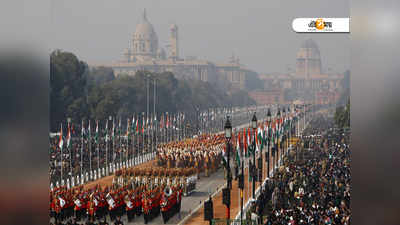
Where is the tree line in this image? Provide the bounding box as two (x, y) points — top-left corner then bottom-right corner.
(50, 50), (256, 131)
(334, 98), (350, 129)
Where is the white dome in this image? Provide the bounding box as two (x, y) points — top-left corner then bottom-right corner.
(134, 21), (157, 39)
(130, 9), (159, 61)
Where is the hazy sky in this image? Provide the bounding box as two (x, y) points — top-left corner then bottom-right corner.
(51, 0), (349, 74)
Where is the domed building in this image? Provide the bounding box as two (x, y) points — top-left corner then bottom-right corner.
(253, 39), (346, 105)
(105, 9), (255, 90)
(125, 9), (159, 62)
(296, 39), (322, 78)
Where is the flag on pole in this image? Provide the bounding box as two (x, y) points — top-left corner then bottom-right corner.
(160, 113), (164, 129)
(112, 119), (115, 139)
(235, 133), (241, 167)
(81, 120), (85, 137)
(150, 116), (153, 131)
(166, 113), (169, 129)
(257, 126), (263, 152)
(95, 120), (99, 143)
(131, 115), (135, 134)
(88, 120), (91, 141)
(142, 114), (145, 133)
(247, 128), (253, 157)
(221, 145), (228, 169)
(135, 115), (139, 134)
(154, 114), (157, 131)
(105, 119), (109, 141)
(118, 118), (121, 136)
(58, 124), (64, 150)
(243, 128), (247, 156)
(66, 122), (71, 148)
(71, 123), (74, 135)
(126, 118), (130, 136)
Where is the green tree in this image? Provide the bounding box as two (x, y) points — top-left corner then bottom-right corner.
(50, 50), (88, 130)
(87, 66), (115, 91)
(334, 98), (350, 129)
(50, 50), (257, 130)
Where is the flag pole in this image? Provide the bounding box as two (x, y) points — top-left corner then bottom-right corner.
(136, 115), (138, 165)
(147, 114), (150, 162)
(131, 116), (133, 167)
(142, 112), (144, 164)
(89, 120), (92, 180)
(106, 118), (109, 175)
(119, 118), (122, 169)
(68, 120), (72, 183)
(97, 120), (100, 176)
(155, 114), (158, 159)
(80, 120), (83, 182)
(112, 118), (115, 171)
(166, 112), (168, 143)
(60, 123), (63, 185)
(126, 118), (129, 168)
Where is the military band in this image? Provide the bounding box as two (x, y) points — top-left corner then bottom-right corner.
(50, 133), (226, 224)
(156, 133), (224, 178)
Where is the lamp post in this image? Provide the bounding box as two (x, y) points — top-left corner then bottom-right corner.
(251, 112), (257, 199)
(224, 116), (232, 219)
(266, 109), (271, 179)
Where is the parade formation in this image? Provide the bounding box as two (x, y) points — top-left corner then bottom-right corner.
(50, 166), (189, 224)
(156, 134), (224, 178)
(48, 104), (309, 225)
(50, 131), (228, 224)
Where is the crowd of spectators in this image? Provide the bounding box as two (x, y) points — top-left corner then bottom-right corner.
(247, 115), (351, 225)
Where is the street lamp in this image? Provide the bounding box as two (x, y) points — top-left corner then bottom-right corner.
(225, 116), (232, 139)
(224, 116), (232, 219)
(251, 112), (257, 198)
(251, 113), (257, 130)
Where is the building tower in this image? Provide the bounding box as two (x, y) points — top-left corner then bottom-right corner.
(123, 41), (132, 62)
(130, 9), (159, 62)
(169, 24), (179, 61)
(295, 39), (322, 78)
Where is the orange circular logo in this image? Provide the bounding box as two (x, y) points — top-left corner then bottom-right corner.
(315, 18), (325, 30)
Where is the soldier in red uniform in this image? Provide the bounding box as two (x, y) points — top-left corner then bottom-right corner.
(96, 189), (107, 221)
(50, 192), (56, 221)
(106, 190), (117, 222)
(142, 190), (150, 224)
(87, 193), (96, 222)
(73, 191), (84, 221)
(125, 189), (135, 222)
(134, 186), (142, 216)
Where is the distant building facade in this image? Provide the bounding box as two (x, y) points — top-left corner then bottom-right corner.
(106, 9), (255, 90)
(252, 39), (345, 105)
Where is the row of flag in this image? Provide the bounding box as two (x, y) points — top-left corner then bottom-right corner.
(221, 110), (299, 169)
(56, 112), (186, 150)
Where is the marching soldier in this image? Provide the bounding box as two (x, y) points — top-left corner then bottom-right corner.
(125, 189), (135, 222)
